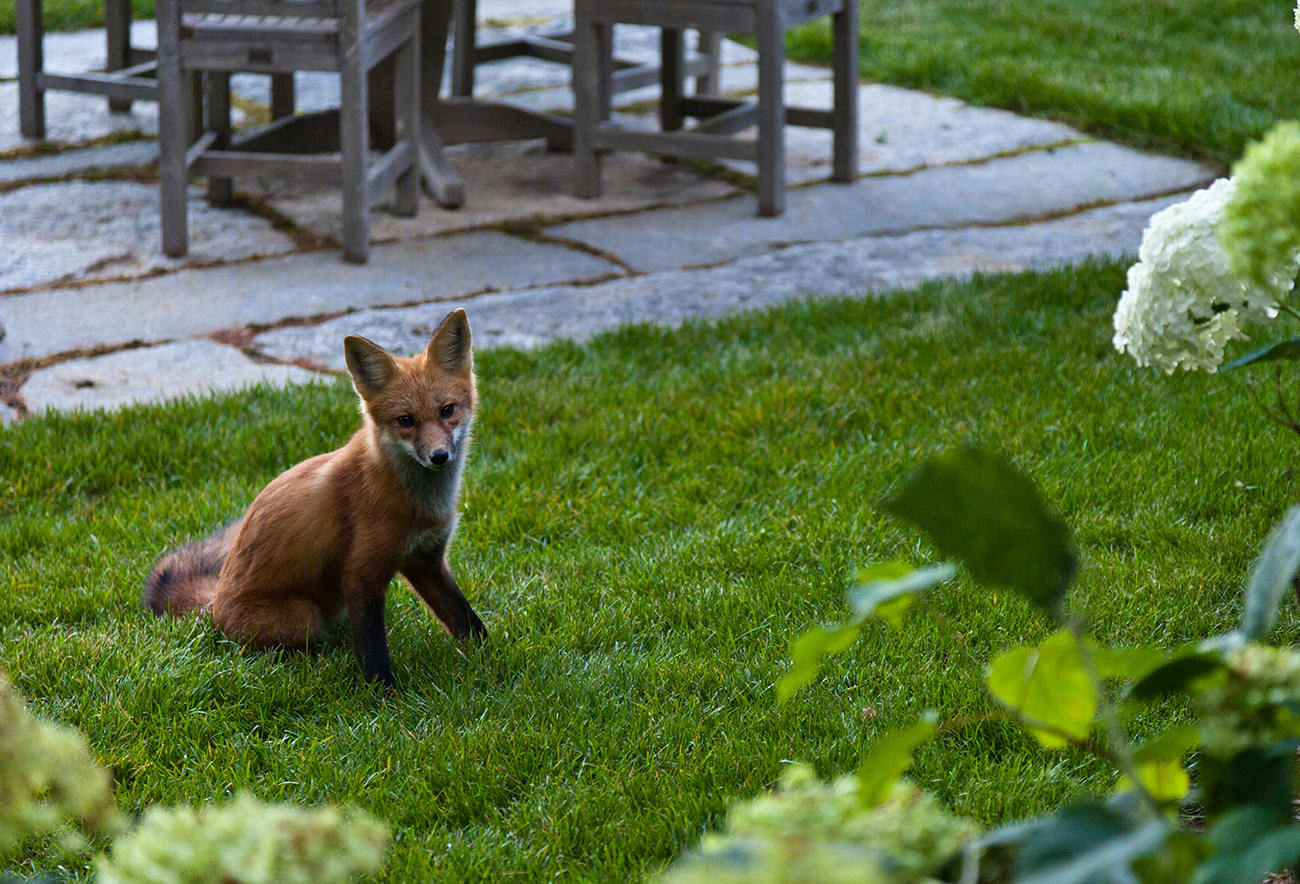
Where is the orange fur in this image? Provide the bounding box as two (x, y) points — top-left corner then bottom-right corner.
(143, 309), (484, 687)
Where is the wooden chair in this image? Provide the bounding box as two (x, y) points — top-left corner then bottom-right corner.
(450, 0), (722, 102)
(15, 0), (158, 138)
(155, 0), (423, 263)
(572, 0), (858, 217)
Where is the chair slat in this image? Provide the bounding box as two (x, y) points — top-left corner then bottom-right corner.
(180, 0), (339, 19)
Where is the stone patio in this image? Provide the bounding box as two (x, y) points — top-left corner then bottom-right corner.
(0, 2), (1218, 419)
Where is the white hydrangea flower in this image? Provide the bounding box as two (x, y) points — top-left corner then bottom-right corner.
(1113, 178), (1290, 373)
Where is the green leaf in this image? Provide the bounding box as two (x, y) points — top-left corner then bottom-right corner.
(1014, 804), (1169, 884)
(881, 447), (1077, 617)
(1241, 505), (1300, 641)
(847, 561), (957, 625)
(985, 630), (1097, 748)
(856, 714), (938, 807)
(1194, 806), (1300, 884)
(1132, 724), (1200, 764)
(1117, 758), (1189, 804)
(1090, 644), (1170, 681)
(776, 620), (862, 703)
(1128, 652), (1227, 700)
(1222, 338), (1300, 370)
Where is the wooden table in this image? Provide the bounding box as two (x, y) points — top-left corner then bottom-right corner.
(416, 0), (577, 207)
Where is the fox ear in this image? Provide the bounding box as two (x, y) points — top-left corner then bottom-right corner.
(425, 308), (473, 375)
(344, 335), (398, 398)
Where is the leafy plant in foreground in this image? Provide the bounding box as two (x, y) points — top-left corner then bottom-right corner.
(0, 675), (388, 883)
(665, 446), (1300, 883)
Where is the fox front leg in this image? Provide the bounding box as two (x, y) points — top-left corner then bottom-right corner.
(344, 580), (396, 689)
(400, 553), (486, 641)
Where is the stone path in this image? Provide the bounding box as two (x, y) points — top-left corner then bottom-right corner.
(0, 4), (1217, 421)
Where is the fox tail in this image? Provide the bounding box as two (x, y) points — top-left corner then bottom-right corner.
(142, 519), (242, 617)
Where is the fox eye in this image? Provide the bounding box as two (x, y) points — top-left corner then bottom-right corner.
(396, 414), (416, 428)
(440, 404), (455, 419)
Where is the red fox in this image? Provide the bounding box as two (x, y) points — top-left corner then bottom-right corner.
(143, 308), (485, 688)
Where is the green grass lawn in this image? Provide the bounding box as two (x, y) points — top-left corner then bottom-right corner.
(3, 260), (1298, 881)
(796, 0), (1300, 165)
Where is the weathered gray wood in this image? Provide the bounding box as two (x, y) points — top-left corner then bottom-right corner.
(572, 16), (602, 198)
(659, 28), (684, 132)
(16, 0), (47, 138)
(17, 0), (161, 139)
(690, 99), (757, 136)
(205, 72), (234, 205)
(36, 72), (158, 103)
(391, 18), (419, 216)
(157, 0), (190, 256)
(156, 0), (421, 261)
(418, 118), (466, 208)
(367, 141), (418, 205)
(435, 98), (572, 149)
(270, 73), (296, 119)
(451, 0), (476, 96)
(106, 0), (132, 110)
(696, 30), (722, 94)
(572, 0), (854, 217)
(595, 124), (758, 161)
(755, 0), (785, 216)
(338, 0), (370, 262)
(193, 150), (342, 180)
(181, 0), (340, 16)
(831, 0), (857, 183)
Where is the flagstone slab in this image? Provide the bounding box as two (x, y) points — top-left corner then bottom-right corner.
(0, 139), (157, 183)
(258, 140), (740, 242)
(20, 339), (322, 413)
(547, 141), (1217, 273)
(0, 82), (158, 155)
(251, 195), (1176, 370)
(0, 229), (619, 364)
(0, 180), (298, 292)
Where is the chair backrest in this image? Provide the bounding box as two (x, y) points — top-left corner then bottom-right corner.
(176, 0), (342, 16)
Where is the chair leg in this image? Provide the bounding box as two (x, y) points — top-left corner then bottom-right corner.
(270, 74), (295, 121)
(573, 12), (603, 199)
(206, 72), (234, 206)
(830, 0), (858, 183)
(156, 0), (189, 257)
(660, 28), (684, 132)
(339, 30), (371, 263)
(452, 0), (477, 97)
(106, 0), (132, 112)
(393, 27), (420, 218)
(755, 2), (786, 216)
(696, 30), (722, 95)
(16, 0), (45, 139)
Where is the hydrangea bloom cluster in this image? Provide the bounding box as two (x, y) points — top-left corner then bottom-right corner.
(0, 673), (120, 858)
(1194, 643), (1300, 758)
(656, 763), (978, 884)
(97, 793), (389, 884)
(1113, 178), (1290, 373)
(1220, 121), (1300, 290)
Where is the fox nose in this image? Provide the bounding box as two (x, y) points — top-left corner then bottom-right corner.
(430, 449), (450, 466)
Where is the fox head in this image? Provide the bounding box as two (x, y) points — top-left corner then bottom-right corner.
(344, 309), (478, 472)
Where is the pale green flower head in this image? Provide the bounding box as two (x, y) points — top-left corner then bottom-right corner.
(0, 673), (120, 859)
(1113, 178), (1288, 373)
(97, 794), (389, 884)
(655, 763), (978, 884)
(1220, 120), (1300, 290)
(1195, 644), (1300, 758)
